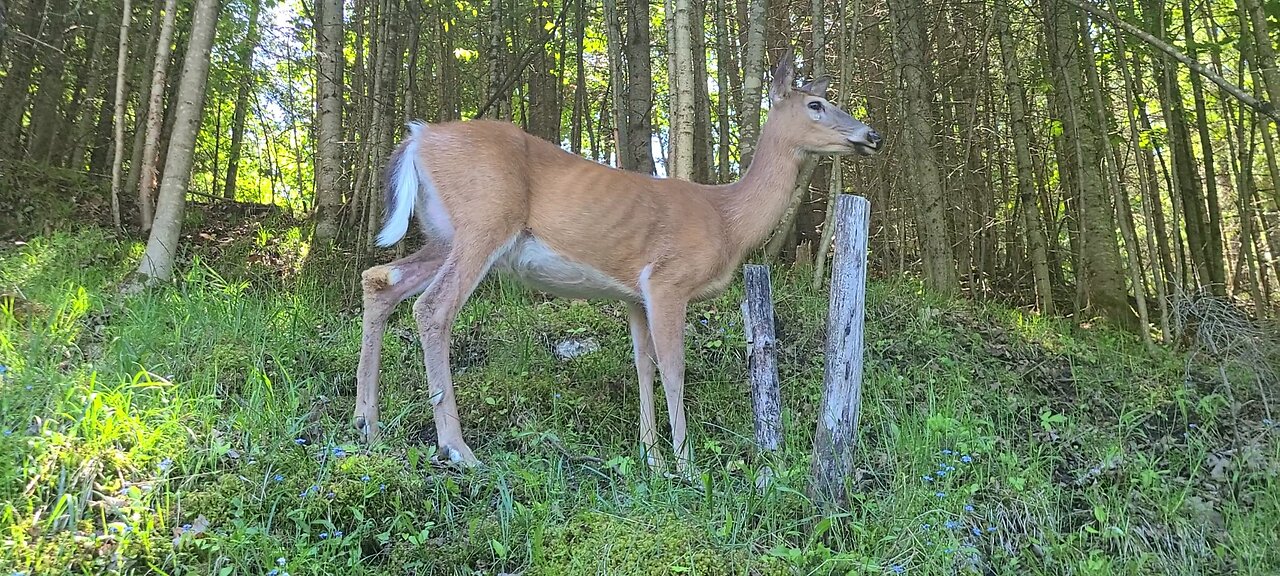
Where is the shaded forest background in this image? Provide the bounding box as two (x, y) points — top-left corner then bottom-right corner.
(1, 0), (1278, 342)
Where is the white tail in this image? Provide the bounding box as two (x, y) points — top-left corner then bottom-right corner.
(375, 122), (425, 247)
(351, 50), (882, 475)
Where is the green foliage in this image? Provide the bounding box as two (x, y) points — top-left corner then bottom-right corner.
(0, 224), (1277, 575)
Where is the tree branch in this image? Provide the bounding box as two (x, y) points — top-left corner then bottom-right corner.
(472, 2), (571, 120)
(1060, 0), (1279, 124)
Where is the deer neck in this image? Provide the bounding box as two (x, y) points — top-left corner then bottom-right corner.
(713, 120), (805, 259)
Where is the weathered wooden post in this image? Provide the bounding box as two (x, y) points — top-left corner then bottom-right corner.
(742, 264), (782, 452)
(810, 194), (870, 507)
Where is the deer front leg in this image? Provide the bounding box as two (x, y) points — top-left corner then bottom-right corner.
(644, 294), (692, 477)
(354, 247), (446, 443)
(626, 302), (664, 472)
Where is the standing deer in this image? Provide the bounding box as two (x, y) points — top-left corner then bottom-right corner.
(353, 51), (882, 474)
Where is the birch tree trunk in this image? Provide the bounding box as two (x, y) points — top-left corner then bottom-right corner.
(668, 0), (696, 180)
(739, 0), (768, 169)
(134, 0), (221, 283)
(136, 0), (179, 232)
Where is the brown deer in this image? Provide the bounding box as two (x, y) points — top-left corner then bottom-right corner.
(353, 50), (882, 474)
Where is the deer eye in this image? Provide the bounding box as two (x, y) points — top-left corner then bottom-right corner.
(807, 101), (824, 112)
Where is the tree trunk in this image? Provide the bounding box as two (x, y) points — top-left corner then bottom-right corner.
(1047, 0), (1134, 329)
(739, 0), (767, 169)
(888, 0), (956, 295)
(603, 0), (630, 168)
(313, 0), (344, 245)
(0, 0), (45, 157)
(1182, 0), (1226, 296)
(714, 0), (732, 181)
(135, 0), (179, 232)
(223, 0), (261, 200)
(998, 2), (1054, 314)
(64, 11), (112, 169)
(669, 0), (696, 181)
(22, 0), (70, 163)
(624, 0), (655, 173)
(134, 0), (221, 283)
(1239, 0), (1280, 110)
(109, 0), (133, 228)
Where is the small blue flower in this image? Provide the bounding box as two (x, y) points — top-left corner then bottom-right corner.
(936, 469), (946, 477)
(0, 364), (8, 374)
(276, 557), (287, 567)
(294, 438), (306, 445)
(379, 484), (387, 491)
(1263, 419), (1274, 427)
(24, 385), (32, 391)
(935, 492), (945, 498)
(319, 532), (328, 539)
(267, 570), (279, 576)
(944, 548), (953, 555)
(960, 455), (973, 463)
(923, 475), (932, 482)
(891, 565), (905, 574)
(2, 429), (11, 436)
(553, 393), (562, 399)
(946, 465), (955, 472)
(699, 318), (709, 326)
(920, 523), (930, 531)
(942, 449), (953, 455)
(334, 530), (343, 538)
(964, 504), (974, 512)
(274, 474), (284, 482)
(987, 526), (997, 533)
(331, 446), (346, 458)
(361, 475), (370, 482)
(972, 527), (982, 536)
(158, 458), (173, 471)
(944, 520), (959, 530)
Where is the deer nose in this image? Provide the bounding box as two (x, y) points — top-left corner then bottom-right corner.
(866, 130), (882, 149)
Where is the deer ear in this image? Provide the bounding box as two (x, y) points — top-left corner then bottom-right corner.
(799, 76), (830, 96)
(769, 49), (796, 104)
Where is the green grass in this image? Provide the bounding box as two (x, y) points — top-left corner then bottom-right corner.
(1, 224), (1277, 575)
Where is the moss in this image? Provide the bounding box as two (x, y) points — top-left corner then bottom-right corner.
(532, 510), (781, 576)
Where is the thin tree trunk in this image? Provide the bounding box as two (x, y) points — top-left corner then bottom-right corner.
(135, 0), (179, 231)
(65, 12), (112, 169)
(571, 0), (586, 154)
(109, 0), (133, 228)
(739, 0), (768, 169)
(603, 0), (630, 168)
(133, 0), (221, 283)
(1239, 0), (1280, 110)
(223, 0), (261, 200)
(714, 0), (731, 181)
(1182, 0), (1226, 295)
(998, 2), (1054, 314)
(669, 0), (695, 180)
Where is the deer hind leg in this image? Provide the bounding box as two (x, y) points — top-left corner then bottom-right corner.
(411, 229), (518, 467)
(354, 244), (448, 443)
(641, 284), (693, 476)
(626, 302), (664, 472)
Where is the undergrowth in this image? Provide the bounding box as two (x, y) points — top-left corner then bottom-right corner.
(0, 221), (1276, 575)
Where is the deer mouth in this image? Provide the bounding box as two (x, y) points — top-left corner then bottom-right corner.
(845, 130), (882, 156)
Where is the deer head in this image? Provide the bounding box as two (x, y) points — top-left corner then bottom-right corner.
(767, 50), (883, 157)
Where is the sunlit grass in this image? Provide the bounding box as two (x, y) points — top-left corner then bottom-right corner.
(0, 228), (1276, 575)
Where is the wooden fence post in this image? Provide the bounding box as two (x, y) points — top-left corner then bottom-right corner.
(810, 194), (870, 507)
(742, 264), (782, 457)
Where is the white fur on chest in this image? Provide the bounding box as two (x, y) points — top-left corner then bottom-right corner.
(495, 236), (639, 301)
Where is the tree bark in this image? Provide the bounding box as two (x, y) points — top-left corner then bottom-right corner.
(739, 0), (767, 169)
(135, 0), (179, 232)
(669, 0), (696, 180)
(1239, 0), (1280, 111)
(313, 0), (344, 245)
(22, 0), (70, 163)
(1046, 0), (1135, 329)
(624, 0), (655, 173)
(888, 0), (957, 295)
(998, 2), (1054, 314)
(603, 0), (630, 168)
(1182, 0), (1226, 295)
(134, 0), (221, 283)
(109, 0), (133, 228)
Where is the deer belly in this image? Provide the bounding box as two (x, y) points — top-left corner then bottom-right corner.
(496, 237), (639, 301)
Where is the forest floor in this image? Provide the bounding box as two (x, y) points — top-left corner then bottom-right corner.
(1, 203), (1278, 575)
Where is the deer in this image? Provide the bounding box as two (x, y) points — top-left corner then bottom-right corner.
(352, 50), (882, 475)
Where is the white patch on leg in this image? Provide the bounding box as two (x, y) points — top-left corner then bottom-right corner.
(428, 387), (444, 406)
(386, 268), (402, 286)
